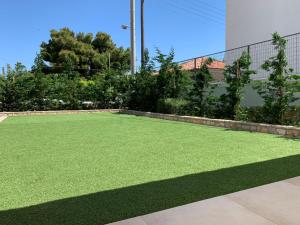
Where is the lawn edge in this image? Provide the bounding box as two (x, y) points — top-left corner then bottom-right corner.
(122, 110), (300, 139)
(1, 109), (299, 138)
(1, 109), (121, 117)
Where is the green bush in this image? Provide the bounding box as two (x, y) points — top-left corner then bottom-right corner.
(157, 98), (190, 115)
(0, 64), (132, 112)
(1, 35), (299, 126)
(241, 106), (300, 126)
(255, 33), (299, 124)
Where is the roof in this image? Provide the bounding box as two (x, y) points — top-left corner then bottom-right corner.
(179, 57), (225, 71)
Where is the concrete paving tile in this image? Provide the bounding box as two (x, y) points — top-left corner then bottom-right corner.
(107, 217), (148, 225)
(285, 176), (300, 188)
(227, 181), (300, 225)
(141, 196), (276, 225)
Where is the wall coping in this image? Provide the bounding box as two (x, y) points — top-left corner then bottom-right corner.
(0, 109), (121, 117)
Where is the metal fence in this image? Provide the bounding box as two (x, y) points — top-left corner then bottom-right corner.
(172, 32), (300, 107)
(176, 32), (300, 81)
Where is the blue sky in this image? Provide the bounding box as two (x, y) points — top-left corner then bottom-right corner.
(0, 0), (226, 69)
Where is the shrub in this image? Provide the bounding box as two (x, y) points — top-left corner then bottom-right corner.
(128, 50), (159, 112)
(221, 52), (255, 120)
(188, 58), (218, 117)
(157, 98), (190, 115)
(239, 106), (300, 126)
(155, 49), (192, 100)
(255, 33), (300, 124)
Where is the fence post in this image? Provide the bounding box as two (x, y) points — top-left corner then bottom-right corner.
(236, 59), (240, 79)
(297, 34), (299, 73)
(247, 45), (251, 70)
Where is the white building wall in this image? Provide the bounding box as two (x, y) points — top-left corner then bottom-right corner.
(226, 0), (300, 49)
(226, 0), (300, 79)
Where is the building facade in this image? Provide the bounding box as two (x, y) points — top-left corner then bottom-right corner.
(226, 0), (300, 80)
(226, 0), (300, 50)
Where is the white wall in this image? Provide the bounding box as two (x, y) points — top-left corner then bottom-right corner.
(226, 0), (300, 49)
(226, 0), (300, 80)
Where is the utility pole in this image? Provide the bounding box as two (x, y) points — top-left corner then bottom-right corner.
(130, 0), (136, 75)
(141, 0), (145, 67)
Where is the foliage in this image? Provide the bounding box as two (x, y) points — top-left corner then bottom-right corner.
(30, 55), (49, 110)
(243, 106), (300, 126)
(157, 98), (189, 115)
(255, 33), (300, 124)
(154, 49), (192, 100)
(188, 58), (219, 117)
(1, 31), (299, 126)
(0, 63), (130, 111)
(0, 70), (5, 110)
(41, 28), (130, 78)
(128, 49), (192, 112)
(221, 52), (255, 119)
(128, 49), (158, 111)
(97, 71), (131, 109)
(0, 64), (34, 111)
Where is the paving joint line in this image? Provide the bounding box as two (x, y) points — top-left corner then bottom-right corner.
(225, 195), (280, 225)
(282, 180), (300, 189)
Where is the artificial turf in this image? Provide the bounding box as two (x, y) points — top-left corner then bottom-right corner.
(0, 112), (299, 225)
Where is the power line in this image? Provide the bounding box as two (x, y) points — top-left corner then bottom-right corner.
(189, 0), (225, 16)
(166, 0), (225, 24)
(163, 0), (225, 27)
(163, 4), (224, 27)
(188, 0), (225, 21)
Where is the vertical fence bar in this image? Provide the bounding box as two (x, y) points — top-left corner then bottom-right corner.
(297, 33), (299, 74)
(247, 45), (251, 70)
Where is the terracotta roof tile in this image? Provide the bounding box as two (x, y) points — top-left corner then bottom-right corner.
(179, 57), (225, 70)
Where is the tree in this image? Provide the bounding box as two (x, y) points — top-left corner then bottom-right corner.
(256, 33), (299, 124)
(188, 58), (219, 116)
(40, 28), (130, 77)
(1, 63), (34, 111)
(155, 49), (191, 100)
(129, 49), (158, 111)
(221, 52), (255, 119)
(0, 73), (4, 110)
(30, 54), (48, 110)
(92, 32), (115, 53)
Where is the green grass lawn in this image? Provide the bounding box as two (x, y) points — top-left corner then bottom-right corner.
(0, 113), (300, 225)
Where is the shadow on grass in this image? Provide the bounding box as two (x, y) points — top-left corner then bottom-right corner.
(276, 136), (300, 141)
(225, 128), (300, 140)
(1, 155), (300, 225)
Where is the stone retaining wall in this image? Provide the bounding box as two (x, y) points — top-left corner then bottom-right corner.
(1, 109), (121, 117)
(1, 109), (299, 138)
(123, 110), (300, 138)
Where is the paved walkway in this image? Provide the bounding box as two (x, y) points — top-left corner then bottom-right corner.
(108, 177), (300, 225)
(0, 115), (7, 123)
